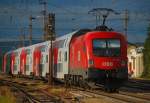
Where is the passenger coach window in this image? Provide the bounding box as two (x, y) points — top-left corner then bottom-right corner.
(64, 52), (67, 61)
(46, 55), (48, 63)
(93, 39), (120, 57)
(26, 56), (29, 65)
(59, 51), (61, 61)
(40, 54), (43, 63)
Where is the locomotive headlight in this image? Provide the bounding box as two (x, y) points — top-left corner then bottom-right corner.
(121, 60), (126, 66)
(88, 59), (94, 67)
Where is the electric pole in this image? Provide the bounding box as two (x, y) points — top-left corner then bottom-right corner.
(124, 9), (129, 38)
(39, 0), (48, 41)
(48, 13), (55, 85)
(29, 15), (33, 45)
(29, 15), (35, 45)
(47, 13), (55, 40)
(20, 28), (25, 47)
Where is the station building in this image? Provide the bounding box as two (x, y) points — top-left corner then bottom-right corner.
(127, 43), (144, 78)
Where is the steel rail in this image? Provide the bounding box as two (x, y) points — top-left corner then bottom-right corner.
(72, 86), (150, 103)
(0, 79), (61, 103)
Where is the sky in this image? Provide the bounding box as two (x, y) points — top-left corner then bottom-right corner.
(0, 0), (150, 43)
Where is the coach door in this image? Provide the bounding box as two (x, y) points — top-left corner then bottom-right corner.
(44, 52), (49, 77)
(62, 49), (68, 76)
(6, 54), (11, 74)
(57, 48), (68, 79)
(57, 49), (63, 78)
(25, 49), (31, 75)
(26, 55), (30, 75)
(40, 52), (49, 77)
(14, 53), (19, 74)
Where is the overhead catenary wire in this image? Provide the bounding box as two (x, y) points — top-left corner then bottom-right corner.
(0, 0), (149, 43)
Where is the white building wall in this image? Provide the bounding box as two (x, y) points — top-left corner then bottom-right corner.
(127, 47), (144, 78)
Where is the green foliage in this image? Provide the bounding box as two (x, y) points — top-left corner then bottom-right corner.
(0, 51), (7, 72)
(0, 55), (3, 72)
(142, 24), (150, 78)
(147, 24), (150, 35)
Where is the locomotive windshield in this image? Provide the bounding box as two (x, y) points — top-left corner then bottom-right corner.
(93, 39), (120, 57)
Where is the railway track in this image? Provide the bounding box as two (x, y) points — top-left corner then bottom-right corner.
(45, 78), (150, 103)
(129, 78), (150, 84)
(0, 79), (62, 103)
(129, 78), (150, 86)
(1, 75), (150, 103)
(122, 79), (150, 91)
(69, 79), (150, 103)
(71, 87), (150, 103)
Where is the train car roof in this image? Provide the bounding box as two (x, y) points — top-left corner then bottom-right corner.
(5, 50), (12, 55)
(56, 29), (124, 41)
(5, 29), (125, 54)
(55, 29), (125, 48)
(19, 41), (50, 52)
(55, 31), (78, 41)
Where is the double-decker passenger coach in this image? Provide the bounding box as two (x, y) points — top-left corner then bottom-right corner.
(2, 28), (128, 92)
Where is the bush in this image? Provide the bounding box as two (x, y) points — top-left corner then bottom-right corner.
(142, 25), (150, 78)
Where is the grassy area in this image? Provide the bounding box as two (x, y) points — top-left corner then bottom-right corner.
(0, 86), (16, 103)
(135, 77), (150, 80)
(82, 98), (109, 103)
(47, 86), (67, 96)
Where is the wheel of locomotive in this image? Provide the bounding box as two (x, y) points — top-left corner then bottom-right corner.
(78, 76), (90, 89)
(105, 88), (117, 93)
(64, 74), (72, 89)
(111, 88), (118, 92)
(78, 76), (84, 88)
(104, 78), (117, 93)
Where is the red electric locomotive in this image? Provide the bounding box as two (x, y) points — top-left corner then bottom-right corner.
(66, 29), (128, 91)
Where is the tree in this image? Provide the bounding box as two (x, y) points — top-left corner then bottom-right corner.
(142, 24), (150, 78)
(0, 49), (3, 72)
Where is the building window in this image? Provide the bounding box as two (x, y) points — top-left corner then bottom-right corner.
(133, 58), (135, 70)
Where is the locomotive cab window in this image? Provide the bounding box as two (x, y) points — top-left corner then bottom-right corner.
(93, 39), (120, 57)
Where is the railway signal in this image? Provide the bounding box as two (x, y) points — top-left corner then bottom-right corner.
(47, 13), (55, 40)
(123, 9), (129, 38)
